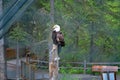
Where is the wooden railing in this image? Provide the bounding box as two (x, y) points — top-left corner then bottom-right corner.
(30, 59), (120, 74)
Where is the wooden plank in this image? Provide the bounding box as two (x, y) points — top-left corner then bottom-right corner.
(92, 65), (118, 72)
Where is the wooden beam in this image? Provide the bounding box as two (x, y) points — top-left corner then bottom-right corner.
(92, 65), (118, 72)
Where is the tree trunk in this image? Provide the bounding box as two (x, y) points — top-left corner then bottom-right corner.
(0, 0), (6, 79)
(50, 0), (54, 24)
(89, 22), (95, 62)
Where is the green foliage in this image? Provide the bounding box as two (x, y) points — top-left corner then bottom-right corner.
(60, 75), (78, 80)
(36, 0), (119, 62)
(6, 0), (120, 62)
(9, 23), (27, 42)
(34, 0), (50, 11)
(60, 68), (91, 74)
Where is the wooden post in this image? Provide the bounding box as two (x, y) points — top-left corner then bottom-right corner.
(0, 39), (6, 80)
(49, 44), (59, 80)
(83, 60), (86, 74)
(0, 0), (6, 79)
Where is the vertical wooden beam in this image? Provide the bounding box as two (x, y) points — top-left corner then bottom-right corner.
(16, 41), (20, 80)
(83, 60), (86, 74)
(0, 39), (6, 80)
(0, 0), (6, 79)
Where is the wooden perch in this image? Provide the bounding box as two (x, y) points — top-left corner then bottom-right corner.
(49, 45), (59, 80)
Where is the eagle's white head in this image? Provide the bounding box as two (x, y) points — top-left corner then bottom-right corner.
(53, 24), (60, 32)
